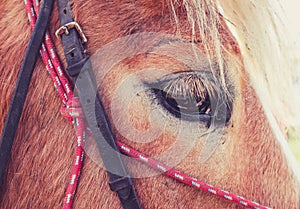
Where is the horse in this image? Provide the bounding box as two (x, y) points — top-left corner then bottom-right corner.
(0, 0), (299, 208)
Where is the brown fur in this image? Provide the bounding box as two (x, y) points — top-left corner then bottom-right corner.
(0, 0), (299, 208)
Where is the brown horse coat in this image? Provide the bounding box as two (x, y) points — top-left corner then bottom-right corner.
(0, 0), (299, 208)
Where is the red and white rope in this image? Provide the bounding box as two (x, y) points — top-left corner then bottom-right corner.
(117, 141), (271, 209)
(23, 1), (271, 208)
(24, 1), (84, 208)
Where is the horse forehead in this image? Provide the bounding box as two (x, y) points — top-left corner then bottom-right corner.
(73, 0), (171, 39)
(72, 0), (237, 51)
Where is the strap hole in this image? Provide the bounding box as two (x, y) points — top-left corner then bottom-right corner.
(63, 8), (67, 14)
(86, 99), (91, 103)
(70, 52), (75, 57)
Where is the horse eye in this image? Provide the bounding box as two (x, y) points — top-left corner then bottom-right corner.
(152, 88), (212, 121)
(149, 73), (217, 122)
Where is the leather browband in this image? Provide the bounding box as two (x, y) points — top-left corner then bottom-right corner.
(0, 0), (54, 190)
(56, 1), (142, 208)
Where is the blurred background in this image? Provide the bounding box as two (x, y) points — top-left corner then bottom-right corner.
(283, 1), (300, 167)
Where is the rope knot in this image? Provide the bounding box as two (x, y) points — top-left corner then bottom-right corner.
(61, 97), (85, 123)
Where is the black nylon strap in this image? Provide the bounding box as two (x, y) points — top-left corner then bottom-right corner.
(0, 0), (54, 189)
(56, 1), (142, 208)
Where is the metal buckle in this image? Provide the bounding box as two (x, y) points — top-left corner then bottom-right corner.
(55, 21), (87, 43)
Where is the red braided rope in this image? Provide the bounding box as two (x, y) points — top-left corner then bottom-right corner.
(117, 142), (271, 209)
(24, 1), (271, 208)
(24, 1), (84, 208)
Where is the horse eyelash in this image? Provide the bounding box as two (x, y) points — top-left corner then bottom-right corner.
(145, 72), (212, 122)
(144, 71), (232, 125)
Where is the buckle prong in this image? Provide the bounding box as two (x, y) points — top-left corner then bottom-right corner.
(55, 21), (87, 43)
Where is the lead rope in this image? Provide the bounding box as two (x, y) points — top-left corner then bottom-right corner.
(23, 1), (271, 209)
(24, 1), (85, 208)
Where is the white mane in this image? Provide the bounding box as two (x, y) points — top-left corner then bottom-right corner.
(218, 0), (300, 182)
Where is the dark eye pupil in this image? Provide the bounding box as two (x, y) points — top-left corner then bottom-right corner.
(154, 89), (211, 121)
(165, 91), (210, 114)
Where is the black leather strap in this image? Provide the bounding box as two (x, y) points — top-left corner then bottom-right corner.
(0, 0), (54, 189)
(57, 0), (88, 78)
(56, 1), (142, 208)
(74, 61), (141, 209)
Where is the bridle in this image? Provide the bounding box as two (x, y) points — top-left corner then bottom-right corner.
(0, 0), (272, 208)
